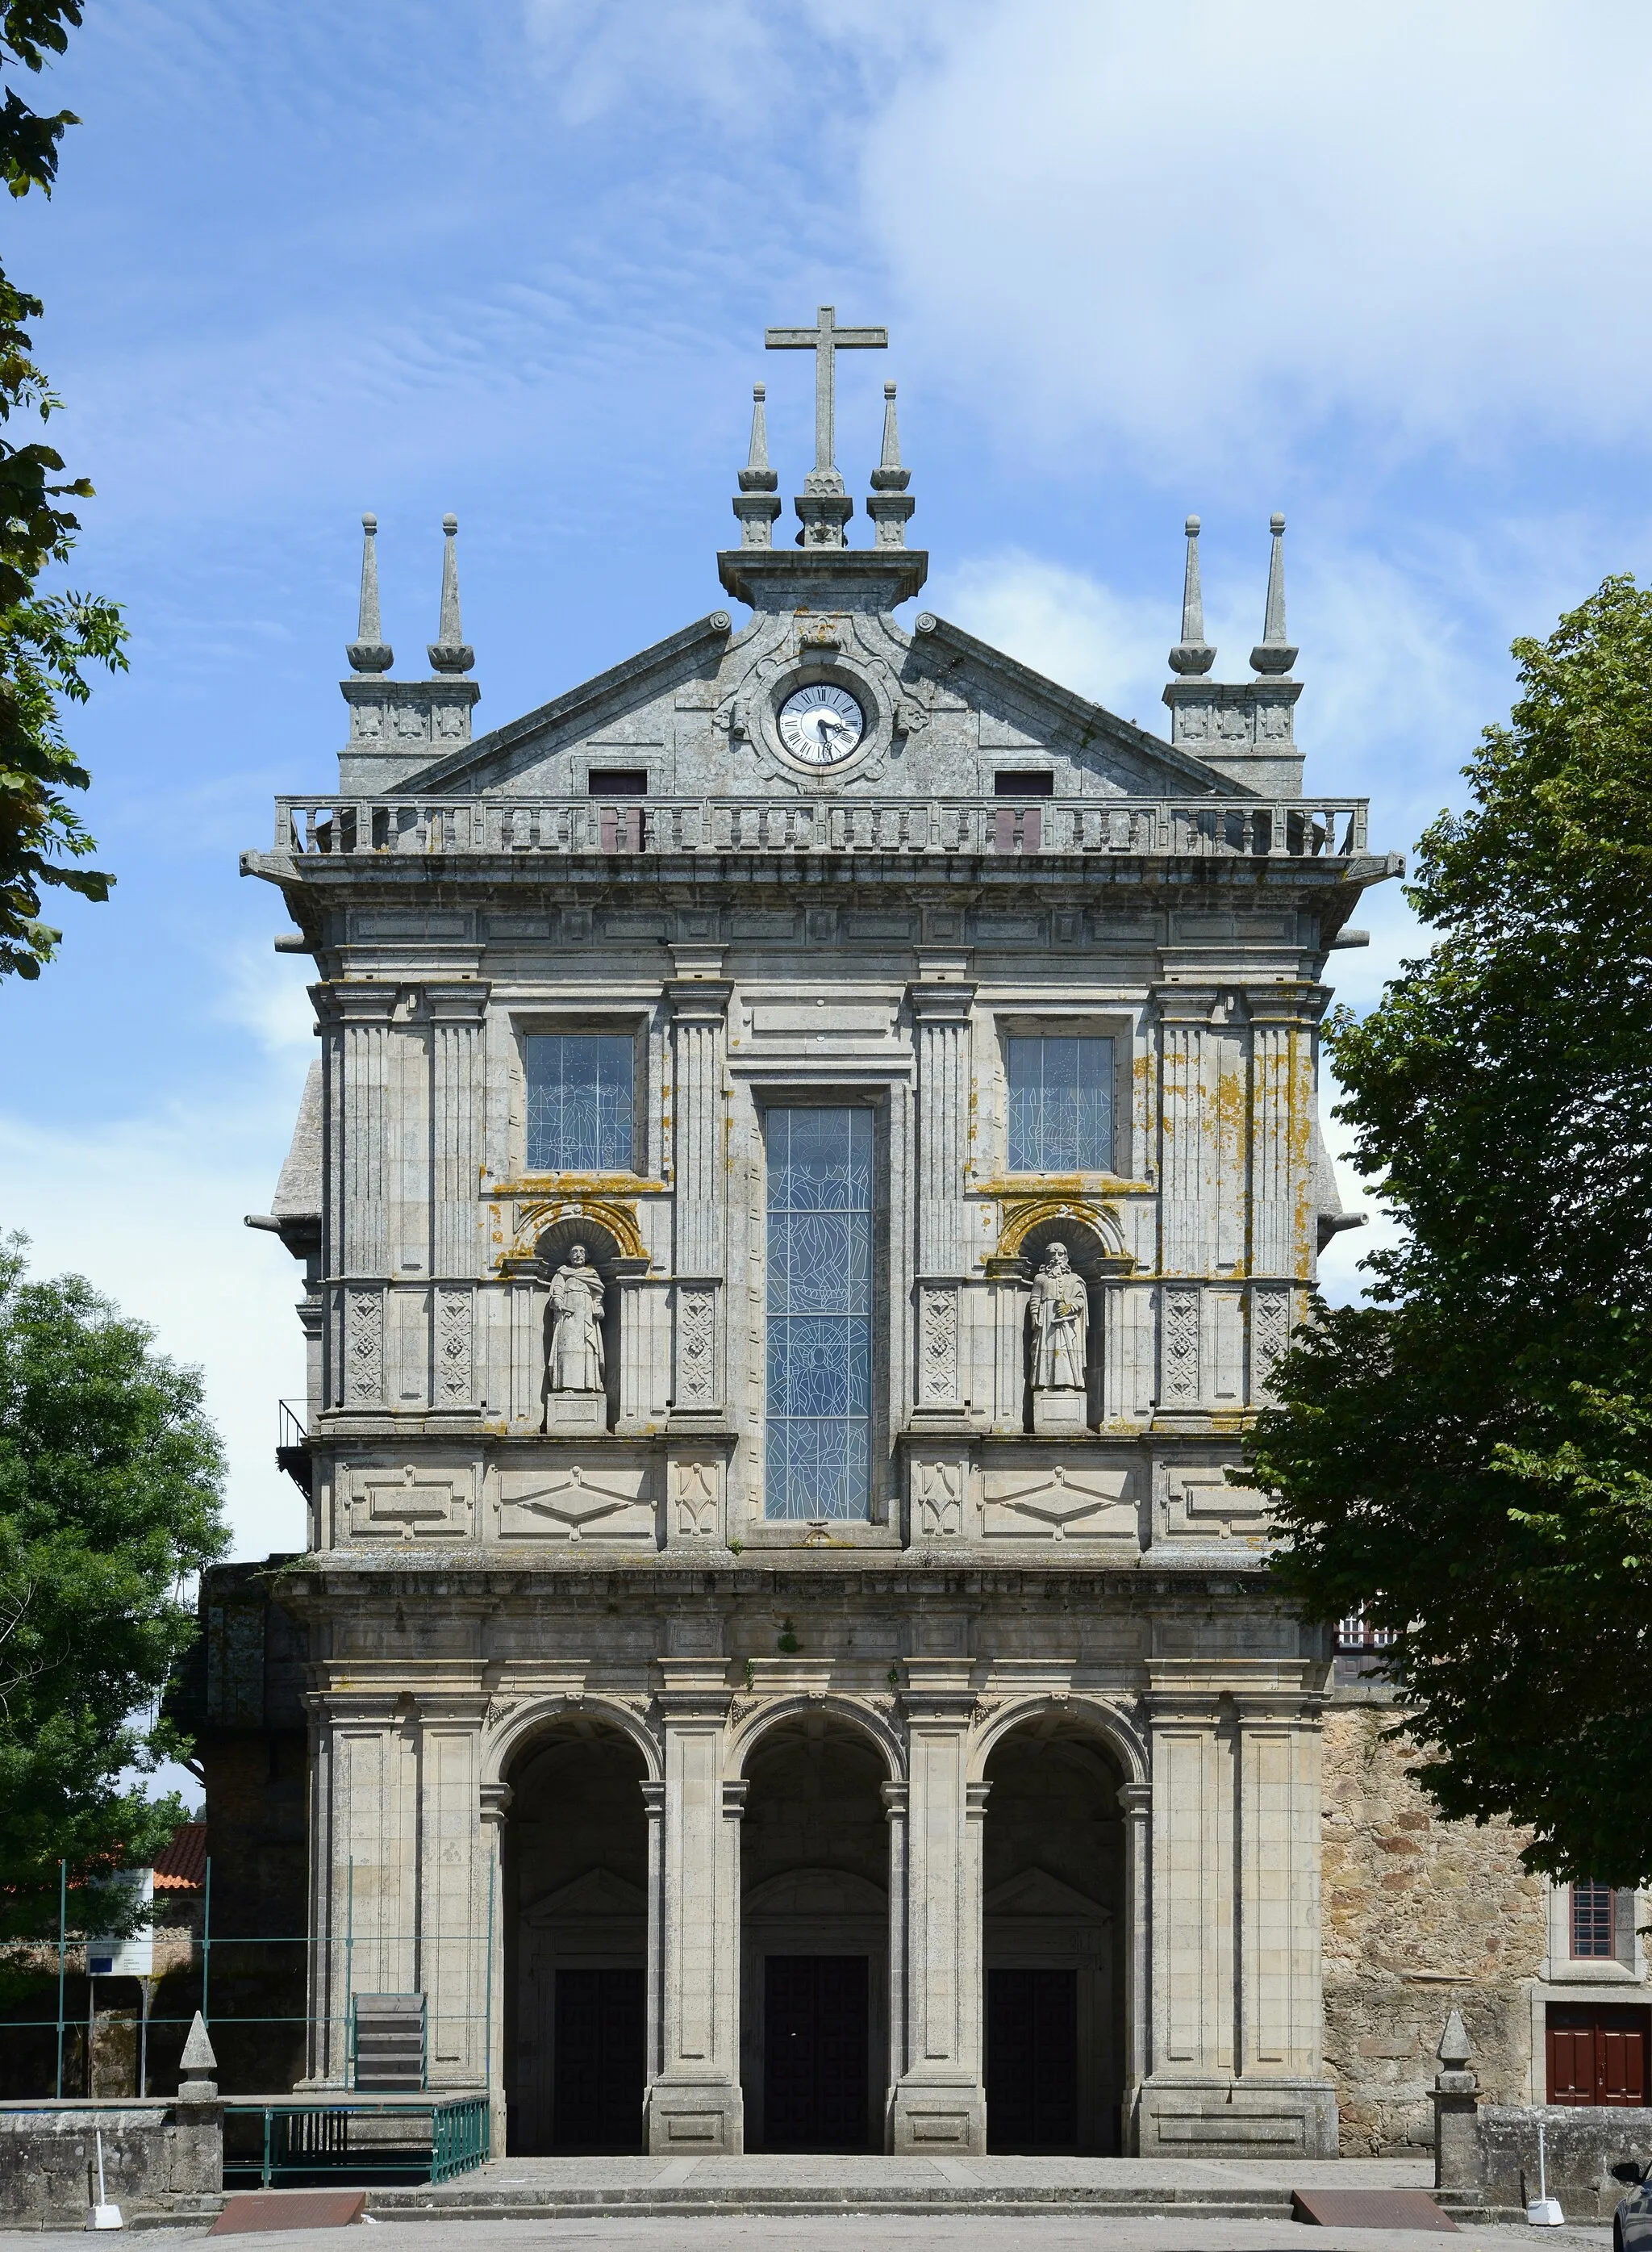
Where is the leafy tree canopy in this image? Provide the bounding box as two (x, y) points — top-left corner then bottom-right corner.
(1248, 576), (1652, 1886)
(0, 0), (126, 983)
(0, 1237), (227, 1975)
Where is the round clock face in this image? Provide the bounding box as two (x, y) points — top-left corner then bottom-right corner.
(778, 682), (866, 765)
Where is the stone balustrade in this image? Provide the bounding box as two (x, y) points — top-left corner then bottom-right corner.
(271, 794), (1370, 863)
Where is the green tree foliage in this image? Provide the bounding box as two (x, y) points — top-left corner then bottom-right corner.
(0, 1238), (227, 1972)
(1248, 577), (1652, 1886)
(0, 0), (126, 982)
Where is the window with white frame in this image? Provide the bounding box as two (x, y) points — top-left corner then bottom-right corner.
(1571, 1882), (1617, 1959)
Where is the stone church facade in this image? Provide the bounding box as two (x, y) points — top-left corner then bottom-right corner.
(237, 318), (1647, 2158)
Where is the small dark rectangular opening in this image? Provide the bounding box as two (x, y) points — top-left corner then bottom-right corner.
(587, 769), (649, 798)
(994, 770), (1053, 797)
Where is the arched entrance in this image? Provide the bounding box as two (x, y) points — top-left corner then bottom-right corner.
(503, 1718), (649, 2154)
(739, 1711), (891, 2152)
(982, 1713), (1126, 2153)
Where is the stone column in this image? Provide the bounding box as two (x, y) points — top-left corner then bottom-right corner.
(1118, 1779), (1153, 2148)
(1141, 1674), (1234, 2141)
(428, 985), (488, 1279)
(479, 1782), (510, 2145)
(304, 1684), (419, 2089)
(1138, 1661), (1337, 2158)
(888, 1659), (986, 2152)
(909, 977), (976, 1416)
(882, 1780), (909, 2145)
(1153, 986), (1248, 1415)
(413, 1688), (490, 2091)
(612, 1254), (655, 1433)
(319, 984), (396, 1410)
(1231, 1683), (1337, 2152)
(645, 1661), (743, 2152)
(1245, 990), (1322, 1286)
(1246, 989), (1323, 1405)
(428, 986), (488, 1414)
(983, 1255), (1030, 1435)
(668, 960), (731, 1419)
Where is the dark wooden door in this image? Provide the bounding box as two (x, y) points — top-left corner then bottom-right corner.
(762, 1955), (870, 2150)
(552, 1967), (645, 2151)
(987, 1967), (1078, 2153)
(1546, 2004), (1650, 2106)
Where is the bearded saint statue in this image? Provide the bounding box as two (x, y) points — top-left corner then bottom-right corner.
(546, 1243), (605, 1393)
(1029, 1241), (1087, 1391)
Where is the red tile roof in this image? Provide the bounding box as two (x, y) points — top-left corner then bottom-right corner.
(152, 1821), (206, 1891)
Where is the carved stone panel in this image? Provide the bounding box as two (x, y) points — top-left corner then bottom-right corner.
(912, 1456), (967, 1540)
(496, 1458), (657, 1544)
(981, 1457), (1141, 1544)
(1164, 1460), (1272, 1540)
(668, 1456), (722, 1543)
(674, 1285), (717, 1410)
(348, 1460), (474, 1540)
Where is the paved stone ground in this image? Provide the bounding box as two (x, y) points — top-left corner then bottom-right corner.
(0, 2211), (1617, 2248)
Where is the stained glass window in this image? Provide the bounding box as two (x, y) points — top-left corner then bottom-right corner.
(766, 1107), (873, 1522)
(1007, 1035), (1114, 1172)
(525, 1034), (634, 1172)
(1571, 1882), (1617, 1958)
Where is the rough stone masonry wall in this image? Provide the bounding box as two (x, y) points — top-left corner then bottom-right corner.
(1322, 1698), (1547, 2154)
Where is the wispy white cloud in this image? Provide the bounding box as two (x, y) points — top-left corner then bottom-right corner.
(930, 549), (1170, 725)
(0, 1057), (312, 1565)
(861, 0), (1652, 473)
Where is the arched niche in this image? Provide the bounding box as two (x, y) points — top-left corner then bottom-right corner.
(532, 1218), (625, 1433)
(1009, 1214), (1128, 1433)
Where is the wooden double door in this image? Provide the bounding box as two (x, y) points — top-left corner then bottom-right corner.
(550, 1967), (646, 2152)
(987, 1967), (1079, 2153)
(762, 1954), (870, 2151)
(1547, 2003), (1650, 2106)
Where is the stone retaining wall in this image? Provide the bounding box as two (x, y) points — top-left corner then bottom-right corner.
(1463, 2104), (1652, 2221)
(1321, 1700), (1546, 2153)
(0, 2099), (221, 2225)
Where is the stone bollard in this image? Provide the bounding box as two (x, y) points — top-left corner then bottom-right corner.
(1433, 2009), (1480, 2191)
(177, 2012), (219, 2101)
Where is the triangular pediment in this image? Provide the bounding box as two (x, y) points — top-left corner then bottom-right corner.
(983, 1865), (1112, 1922)
(388, 598), (1248, 805)
(744, 1866), (887, 1918)
(524, 1866), (648, 1924)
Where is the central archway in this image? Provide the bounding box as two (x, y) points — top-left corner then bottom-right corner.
(738, 1710), (891, 2152)
(503, 1717), (649, 2154)
(982, 1712), (1126, 2153)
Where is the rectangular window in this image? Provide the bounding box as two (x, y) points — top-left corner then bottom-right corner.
(765, 1108), (873, 1523)
(1007, 1035), (1114, 1172)
(994, 769), (1053, 796)
(1572, 1882), (1617, 1959)
(525, 1034), (634, 1172)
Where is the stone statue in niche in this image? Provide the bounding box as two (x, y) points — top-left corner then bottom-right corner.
(1030, 1241), (1088, 1434)
(544, 1243), (606, 1433)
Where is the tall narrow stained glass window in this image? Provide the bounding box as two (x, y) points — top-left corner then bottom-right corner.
(765, 1107), (873, 1521)
(1007, 1035), (1114, 1172)
(525, 1034), (634, 1172)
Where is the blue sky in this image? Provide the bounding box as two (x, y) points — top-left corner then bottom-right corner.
(3, 0), (1652, 1572)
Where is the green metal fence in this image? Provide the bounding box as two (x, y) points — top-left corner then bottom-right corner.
(223, 2095), (490, 2187)
(2, 1853), (496, 2102)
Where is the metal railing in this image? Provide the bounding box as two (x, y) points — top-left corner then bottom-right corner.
(223, 2095), (490, 2188)
(270, 792), (1370, 863)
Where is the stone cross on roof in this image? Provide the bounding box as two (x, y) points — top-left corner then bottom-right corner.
(766, 304), (887, 488)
